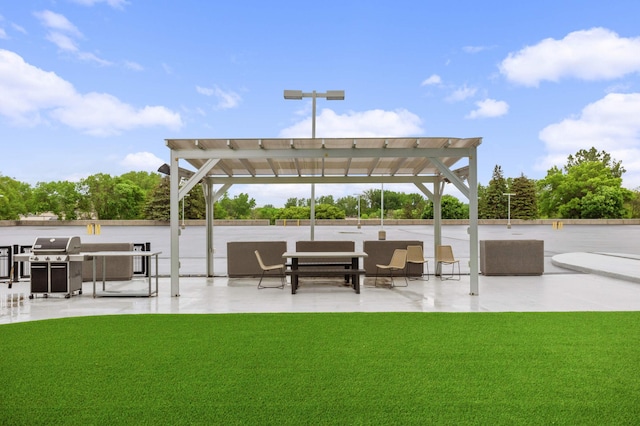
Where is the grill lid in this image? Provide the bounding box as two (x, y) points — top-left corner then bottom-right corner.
(32, 236), (81, 254)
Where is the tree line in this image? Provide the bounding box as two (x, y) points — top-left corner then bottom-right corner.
(1, 147), (639, 221)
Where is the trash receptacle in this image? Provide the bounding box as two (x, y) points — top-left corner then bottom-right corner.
(378, 230), (386, 240)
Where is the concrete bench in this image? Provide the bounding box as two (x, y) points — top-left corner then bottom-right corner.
(81, 243), (133, 282)
(286, 268), (365, 294)
(480, 240), (544, 276)
(227, 241), (287, 277)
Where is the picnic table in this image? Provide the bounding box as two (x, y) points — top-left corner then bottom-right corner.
(282, 251), (367, 294)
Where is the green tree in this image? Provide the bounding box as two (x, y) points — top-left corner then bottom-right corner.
(0, 175), (30, 220)
(79, 173), (146, 219)
(627, 188), (640, 218)
(277, 206), (310, 219)
(399, 193), (427, 219)
(316, 195), (335, 205)
(226, 193), (256, 219)
(213, 193), (256, 219)
(566, 147), (625, 178)
(537, 166), (564, 218)
(336, 195), (359, 217)
(253, 205), (280, 224)
(477, 183), (488, 218)
(481, 165), (508, 219)
(143, 177), (170, 220)
(422, 195), (468, 219)
(538, 149), (631, 219)
(32, 181), (83, 220)
(184, 187), (206, 219)
(120, 171), (162, 194)
(510, 174), (538, 220)
(314, 204), (345, 219)
(113, 181), (145, 219)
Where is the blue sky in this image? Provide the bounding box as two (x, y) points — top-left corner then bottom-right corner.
(2, 0), (640, 206)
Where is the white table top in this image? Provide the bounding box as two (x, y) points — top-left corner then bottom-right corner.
(83, 251), (161, 257)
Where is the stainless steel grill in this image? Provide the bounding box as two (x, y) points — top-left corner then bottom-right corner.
(28, 236), (84, 298)
(30, 236), (82, 262)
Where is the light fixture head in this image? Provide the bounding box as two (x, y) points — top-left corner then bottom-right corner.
(284, 90), (303, 100)
(157, 163), (171, 175)
(326, 90), (345, 100)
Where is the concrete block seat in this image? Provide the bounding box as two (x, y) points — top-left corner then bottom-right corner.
(81, 243), (134, 281)
(363, 240), (424, 277)
(227, 241), (287, 278)
(480, 239), (544, 276)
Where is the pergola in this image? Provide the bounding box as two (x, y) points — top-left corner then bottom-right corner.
(165, 136), (482, 296)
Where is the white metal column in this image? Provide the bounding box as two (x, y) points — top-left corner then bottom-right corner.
(468, 145), (479, 295)
(170, 151), (181, 296)
(433, 179), (442, 269)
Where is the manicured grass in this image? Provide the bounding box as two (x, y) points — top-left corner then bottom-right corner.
(1, 312), (639, 425)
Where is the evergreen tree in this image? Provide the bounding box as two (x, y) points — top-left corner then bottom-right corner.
(143, 177), (170, 220)
(510, 174), (538, 220)
(483, 165), (508, 219)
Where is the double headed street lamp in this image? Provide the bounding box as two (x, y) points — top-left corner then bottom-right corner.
(284, 89), (345, 240)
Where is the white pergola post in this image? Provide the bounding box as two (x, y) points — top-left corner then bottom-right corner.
(170, 151), (181, 296)
(468, 145), (479, 295)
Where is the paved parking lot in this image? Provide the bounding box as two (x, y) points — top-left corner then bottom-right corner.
(2, 223), (639, 276)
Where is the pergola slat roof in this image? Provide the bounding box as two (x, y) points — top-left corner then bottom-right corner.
(165, 137), (481, 180)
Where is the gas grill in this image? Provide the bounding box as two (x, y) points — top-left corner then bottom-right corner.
(28, 236), (85, 298)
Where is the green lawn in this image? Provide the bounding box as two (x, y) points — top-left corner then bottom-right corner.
(1, 312), (639, 425)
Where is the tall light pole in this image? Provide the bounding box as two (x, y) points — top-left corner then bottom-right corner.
(353, 193), (361, 229)
(503, 192), (516, 229)
(284, 89), (345, 240)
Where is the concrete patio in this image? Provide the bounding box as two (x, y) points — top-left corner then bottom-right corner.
(2, 251), (640, 324)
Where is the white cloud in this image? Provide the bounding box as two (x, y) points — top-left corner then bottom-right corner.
(196, 86), (214, 96)
(77, 51), (112, 66)
(69, 0), (130, 8)
(537, 92), (640, 188)
(121, 152), (164, 171)
(162, 63), (173, 75)
(196, 85), (242, 110)
(445, 85), (477, 102)
(463, 45), (489, 53)
(34, 10), (110, 65)
(123, 60), (143, 71)
(278, 108), (423, 138)
(46, 32), (79, 52)
(34, 10), (82, 38)
(421, 74), (442, 86)
(466, 98), (509, 119)
(0, 49), (182, 135)
(0, 28), (6, 39)
(11, 23), (27, 34)
(500, 27), (640, 87)
(51, 93), (182, 136)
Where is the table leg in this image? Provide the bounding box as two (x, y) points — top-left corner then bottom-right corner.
(351, 257), (359, 292)
(291, 258), (298, 294)
(102, 257), (106, 291)
(92, 257), (96, 298)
